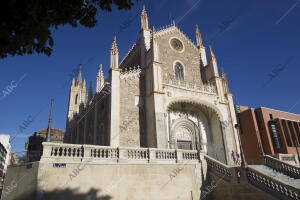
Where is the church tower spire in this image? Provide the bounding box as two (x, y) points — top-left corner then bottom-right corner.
(221, 67), (226, 79)
(87, 81), (93, 103)
(96, 64), (104, 93)
(141, 5), (149, 30)
(76, 64), (83, 86)
(195, 24), (203, 48)
(207, 45), (219, 77)
(110, 36), (119, 69)
(209, 45), (216, 61)
(66, 63), (86, 121)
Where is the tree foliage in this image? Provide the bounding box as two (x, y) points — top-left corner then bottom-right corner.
(0, 0), (135, 58)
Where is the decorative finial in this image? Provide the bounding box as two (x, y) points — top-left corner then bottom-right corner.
(110, 37), (119, 68)
(96, 64), (104, 92)
(221, 67), (227, 80)
(196, 24), (203, 48)
(172, 20), (175, 26)
(76, 64), (83, 86)
(209, 45), (215, 60)
(111, 36), (118, 55)
(141, 5), (149, 30)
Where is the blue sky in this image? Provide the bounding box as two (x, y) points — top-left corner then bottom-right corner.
(1, 0), (300, 153)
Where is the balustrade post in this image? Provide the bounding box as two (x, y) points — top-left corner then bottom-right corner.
(83, 145), (92, 159)
(176, 149), (183, 163)
(41, 142), (52, 158)
(118, 147), (128, 163)
(148, 148), (156, 163)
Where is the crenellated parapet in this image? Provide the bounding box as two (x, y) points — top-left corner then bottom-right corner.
(120, 65), (143, 79)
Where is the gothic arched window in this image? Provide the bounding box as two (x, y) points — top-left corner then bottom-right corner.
(174, 62), (184, 80)
(75, 94), (78, 104)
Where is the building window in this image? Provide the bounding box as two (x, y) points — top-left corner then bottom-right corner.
(288, 121), (299, 146)
(234, 104), (241, 114)
(174, 62), (184, 80)
(282, 120), (292, 147)
(75, 94), (78, 105)
(269, 114), (273, 120)
(294, 122), (300, 145)
(255, 109), (263, 131)
(170, 38), (184, 52)
(268, 121), (281, 149)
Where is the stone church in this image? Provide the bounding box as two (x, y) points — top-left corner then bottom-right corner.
(64, 5), (239, 164)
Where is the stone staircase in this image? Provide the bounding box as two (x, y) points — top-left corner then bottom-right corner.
(250, 165), (300, 189)
(204, 155), (300, 200)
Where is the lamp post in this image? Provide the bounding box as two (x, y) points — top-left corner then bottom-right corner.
(235, 123), (247, 166)
(257, 131), (265, 165)
(257, 131), (265, 157)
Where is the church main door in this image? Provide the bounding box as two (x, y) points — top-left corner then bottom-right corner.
(170, 118), (199, 150)
(177, 140), (193, 150)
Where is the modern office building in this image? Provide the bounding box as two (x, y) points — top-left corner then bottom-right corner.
(0, 135), (11, 172)
(236, 105), (300, 165)
(0, 138), (8, 194)
(0, 142), (7, 177)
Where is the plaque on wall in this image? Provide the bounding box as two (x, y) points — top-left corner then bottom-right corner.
(53, 163), (66, 168)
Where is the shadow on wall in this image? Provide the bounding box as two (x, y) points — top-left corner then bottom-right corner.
(15, 188), (112, 200)
(199, 172), (214, 200)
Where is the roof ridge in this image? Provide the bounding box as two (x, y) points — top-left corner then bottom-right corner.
(120, 40), (139, 66)
(155, 25), (198, 50)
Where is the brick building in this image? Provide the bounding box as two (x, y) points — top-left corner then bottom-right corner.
(236, 105), (300, 164)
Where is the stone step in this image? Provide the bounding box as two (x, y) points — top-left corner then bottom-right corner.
(250, 165), (300, 189)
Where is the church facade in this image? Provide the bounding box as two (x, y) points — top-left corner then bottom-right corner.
(64, 6), (240, 164)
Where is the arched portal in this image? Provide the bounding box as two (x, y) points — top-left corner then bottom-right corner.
(166, 101), (227, 163)
(170, 118), (199, 150)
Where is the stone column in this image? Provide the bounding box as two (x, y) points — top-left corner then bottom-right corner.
(152, 61), (168, 148)
(221, 122), (230, 165)
(93, 103), (98, 145)
(109, 69), (120, 147)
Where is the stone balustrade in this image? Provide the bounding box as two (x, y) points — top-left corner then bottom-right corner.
(204, 154), (300, 199)
(247, 167), (300, 200)
(272, 153), (299, 165)
(41, 142), (201, 164)
(45, 142), (84, 159)
(162, 74), (217, 95)
(263, 155), (300, 179)
(204, 155), (232, 182)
